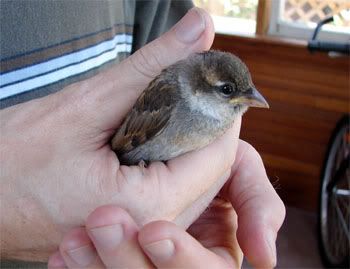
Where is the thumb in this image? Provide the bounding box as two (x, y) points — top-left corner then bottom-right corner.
(79, 7), (215, 130)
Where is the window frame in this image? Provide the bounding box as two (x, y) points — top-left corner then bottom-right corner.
(267, 0), (350, 42)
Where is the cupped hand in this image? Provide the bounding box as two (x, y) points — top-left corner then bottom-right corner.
(48, 141), (285, 269)
(1, 7), (234, 261)
(1, 7), (285, 268)
(48, 203), (241, 269)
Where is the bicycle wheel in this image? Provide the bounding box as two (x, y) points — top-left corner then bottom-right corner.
(318, 115), (350, 268)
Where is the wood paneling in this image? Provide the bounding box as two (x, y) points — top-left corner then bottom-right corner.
(213, 34), (349, 211)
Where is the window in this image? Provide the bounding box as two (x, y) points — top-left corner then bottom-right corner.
(193, 0), (258, 35)
(269, 0), (350, 42)
(194, 0), (350, 42)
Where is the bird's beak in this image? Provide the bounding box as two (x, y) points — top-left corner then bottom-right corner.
(230, 88), (269, 108)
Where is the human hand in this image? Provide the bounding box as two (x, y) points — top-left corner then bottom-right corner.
(1, 7), (285, 267)
(48, 141), (285, 269)
(1, 7), (240, 261)
(48, 203), (242, 269)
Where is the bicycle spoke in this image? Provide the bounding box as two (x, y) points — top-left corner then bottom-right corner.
(335, 189), (350, 196)
(332, 195), (349, 259)
(329, 198), (338, 259)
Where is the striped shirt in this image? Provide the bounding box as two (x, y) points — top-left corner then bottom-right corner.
(0, 0), (192, 109)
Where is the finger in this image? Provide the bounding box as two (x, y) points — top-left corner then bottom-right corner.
(81, 7), (215, 129)
(172, 168), (233, 229)
(164, 117), (241, 226)
(138, 221), (233, 268)
(222, 140), (286, 268)
(114, 118), (241, 227)
(59, 227), (104, 268)
(47, 252), (66, 269)
(187, 198), (243, 268)
(85, 205), (153, 268)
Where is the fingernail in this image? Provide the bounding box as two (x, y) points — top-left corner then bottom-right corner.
(266, 231), (277, 267)
(89, 223), (124, 249)
(174, 7), (206, 43)
(143, 239), (175, 262)
(66, 245), (96, 266)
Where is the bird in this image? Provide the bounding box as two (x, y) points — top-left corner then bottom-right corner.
(111, 50), (268, 165)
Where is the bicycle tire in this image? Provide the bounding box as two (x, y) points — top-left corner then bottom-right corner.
(318, 115), (350, 268)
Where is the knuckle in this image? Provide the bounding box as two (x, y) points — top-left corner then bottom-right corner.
(129, 41), (165, 79)
(275, 197), (286, 226)
(266, 191), (286, 231)
(239, 140), (263, 163)
(239, 140), (286, 230)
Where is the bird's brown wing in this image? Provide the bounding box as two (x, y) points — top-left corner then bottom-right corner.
(111, 77), (179, 156)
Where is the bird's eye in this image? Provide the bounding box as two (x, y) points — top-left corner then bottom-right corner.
(220, 84), (234, 96)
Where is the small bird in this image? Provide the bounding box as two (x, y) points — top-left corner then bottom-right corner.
(111, 50), (268, 165)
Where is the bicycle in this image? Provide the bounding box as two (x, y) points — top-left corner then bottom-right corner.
(309, 15), (350, 268)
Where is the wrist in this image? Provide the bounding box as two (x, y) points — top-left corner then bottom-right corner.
(0, 103), (61, 261)
(1, 193), (61, 261)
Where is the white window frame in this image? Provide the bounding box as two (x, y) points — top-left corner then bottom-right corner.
(268, 0), (350, 42)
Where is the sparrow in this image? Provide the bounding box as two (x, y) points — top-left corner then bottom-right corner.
(111, 50), (269, 165)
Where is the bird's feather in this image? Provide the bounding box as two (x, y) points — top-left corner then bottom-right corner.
(111, 76), (179, 157)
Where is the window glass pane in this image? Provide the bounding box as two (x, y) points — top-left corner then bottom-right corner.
(282, 0), (350, 31)
(193, 0), (258, 35)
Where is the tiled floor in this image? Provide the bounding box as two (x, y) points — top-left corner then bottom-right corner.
(244, 207), (324, 269)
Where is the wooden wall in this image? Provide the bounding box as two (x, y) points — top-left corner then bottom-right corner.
(213, 34), (349, 211)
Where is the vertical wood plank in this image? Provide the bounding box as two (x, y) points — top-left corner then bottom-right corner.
(256, 0), (272, 35)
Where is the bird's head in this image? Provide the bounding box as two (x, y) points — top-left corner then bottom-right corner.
(186, 50), (269, 113)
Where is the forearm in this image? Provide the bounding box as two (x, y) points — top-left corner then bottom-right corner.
(0, 101), (61, 261)
(1, 193), (61, 261)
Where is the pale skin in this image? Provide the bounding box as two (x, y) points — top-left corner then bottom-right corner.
(0, 8), (285, 268)
(48, 139), (282, 269)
